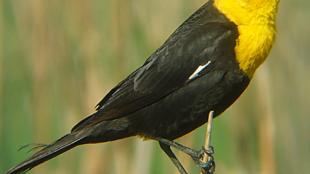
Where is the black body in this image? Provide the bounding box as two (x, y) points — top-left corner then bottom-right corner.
(7, 1), (250, 174)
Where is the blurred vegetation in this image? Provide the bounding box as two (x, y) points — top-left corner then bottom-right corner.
(0, 0), (309, 174)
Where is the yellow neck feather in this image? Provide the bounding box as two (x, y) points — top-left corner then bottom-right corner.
(214, 0), (279, 78)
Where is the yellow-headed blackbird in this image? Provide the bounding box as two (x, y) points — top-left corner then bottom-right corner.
(6, 0), (279, 173)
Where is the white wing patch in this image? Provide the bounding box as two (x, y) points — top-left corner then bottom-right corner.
(188, 61), (211, 80)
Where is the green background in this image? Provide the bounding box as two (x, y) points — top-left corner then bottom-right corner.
(1, 0), (309, 173)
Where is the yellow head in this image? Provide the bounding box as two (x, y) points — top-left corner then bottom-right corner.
(214, 0), (279, 22)
(214, 0), (280, 77)
(241, 0), (279, 8)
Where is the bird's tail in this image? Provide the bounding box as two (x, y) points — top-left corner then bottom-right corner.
(6, 133), (87, 174)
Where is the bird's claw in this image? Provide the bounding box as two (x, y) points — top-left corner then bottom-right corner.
(197, 146), (215, 174)
(200, 158), (215, 174)
(190, 146), (214, 162)
(190, 148), (205, 163)
(197, 146), (214, 159)
(203, 146), (214, 156)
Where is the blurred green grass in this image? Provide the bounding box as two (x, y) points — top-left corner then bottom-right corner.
(1, 0), (309, 174)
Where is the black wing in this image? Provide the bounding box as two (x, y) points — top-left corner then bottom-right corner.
(72, 2), (238, 131)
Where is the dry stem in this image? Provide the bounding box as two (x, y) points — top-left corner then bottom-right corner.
(200, 110), (215, 174)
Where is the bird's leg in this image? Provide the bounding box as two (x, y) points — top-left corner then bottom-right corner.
(154, 137), (204, 165)
(159, 142), (188, 174)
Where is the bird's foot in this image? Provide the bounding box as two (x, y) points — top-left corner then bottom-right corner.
(154, 137), (215, 173)
(197, 146), (215, 174)
(200, 159), (215, 174)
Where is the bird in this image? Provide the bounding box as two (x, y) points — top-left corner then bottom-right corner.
(6, 0), (279, 173)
